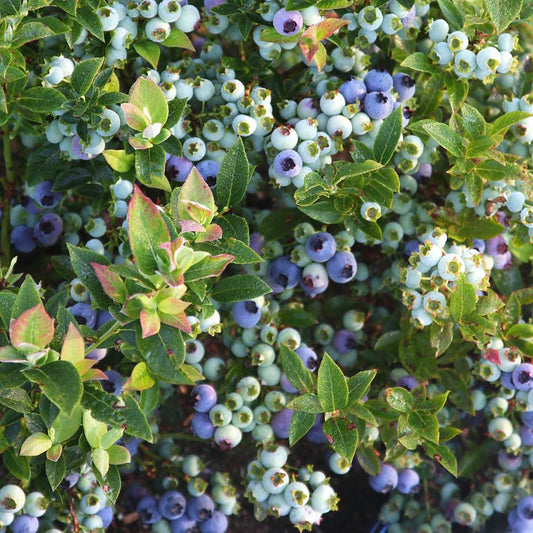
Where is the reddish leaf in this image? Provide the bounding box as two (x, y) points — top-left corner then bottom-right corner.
(91, 263), (128, 303)
(315, 18), (349, 40)
(10, 304), (54, 349)
(140, 309), (161, 338)
(196, 223), (223, 243)
(299, 26), (320, 66)
(121, 103), (149, 132)
(81, 368), (108, 381)
(159, 311), (192, 334)
(179, 219), (205, 233)
(128, 136), (153, 150)
(61, 323), (85, 364)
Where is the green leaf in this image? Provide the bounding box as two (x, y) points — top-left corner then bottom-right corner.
(408, 412), (440, 443)
(216, 137), (250, 209)
(317, 353), (348, 413)
(289, 411), (315, 446)
(0, 387), (32, 413)
(20, 432), (52, 456)
(401, 52), (440, 74)
(278, 308), (317, 328)
(423, 122), (464, 157)
(279, 345), (315, 394)
(287, 393), (322, 413)
(175, 166), (215, 224)
(50, 405), (82, 443)
(447, 78), (469, 111)
(423, 440), (457, 476)
(259, 208), (309, 240)
(23, 361), (82, 415)
(0, 0), (21, 16)
(195, 238), (261, 265)
(429, 322), (454, 357)
(489, 110), (530, 137)
(107, 444), (131, 464)
(372, 106), (402, 164)
(102, 150), (134, 173)
(71, 57), (104, 96)
(416, 392), (449, 414)
(461, 103), (486, 138)
(67, 244), (112, 309)
(210, 275), (271, 303)
(135, 146), (170, 191)
(18, 87), (66, 113)
(3, 449), (30, 482)
(123, 394), (153, 441)
(11, 276), (41, 320)
(323, 418), (358, 463)
(46, 455), (66, 490)
(356, 446), (380, 476)
(166, 98), (188, 128)
(92, 448), (109, 477)
(465, 173), (484, 206)
(449, 273), (477, 321)
(77, 4), (104, 41)
(128, 184), (170, 275)
(506, 323), (533, 339)
(184, 254), (234, 282)
(125, 362), (156, 391)
(297, 200), (344, 224)
(217, 214), (249, 242)
(129, 77), (168, 126)
(133, 40), (160, 69)
(437, 0), (464, 29)
(82, 385), (127, 427)
(485, 0), (523, 31)
(385, 387), (413, 413)
(162, 28), (195, 50)
(347, 369), (377, 404)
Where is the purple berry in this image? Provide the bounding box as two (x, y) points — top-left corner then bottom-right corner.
(32, 180), (62, 208)
(339, 78), (367, 104)
(67, 302), (98, 329)
(170, 516), (197, 533)
(364, 92), (394, 120)
(520, 426), (533, 446)
(397, 469), (420, 494)
(333, 329), (357, 353)
(271, 408), (294, 439)
(190, 384), (217, 413)
(326, 251), (357, 283)
(392, 72), (416, 102)
(268, 256), (301, 292)
(196, 159), (219, 188)
(101, 370), (124, 395)
(364, 67), (393, 93)
(199, 511), (228, 533)
(166, 156), (193, 182)
(158, 490), (187, 520)
(11, 225), (36, 253)
(191, 413), (215, 439)
(273, 8), (303, 37)
(97, 506), (114, 528)
(273, 149), (303, 178)
(295, 346), (318, 371)
(305, 232), (336, 263)
(33, 213), (63, 246)
(232, 300), (261, 328)
(136, 496), (162, 524)
(369, 464), (398, 493)
(186, 495), (214, 522)
(518, 496), (533, 521)
(11, 515), (39, 533)
(512, 363), (533, 391)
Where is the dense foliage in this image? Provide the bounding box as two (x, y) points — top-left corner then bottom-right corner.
(0, 0), (532, 532)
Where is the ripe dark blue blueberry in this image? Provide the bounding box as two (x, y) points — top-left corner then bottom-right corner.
(11, 225), (36, 253)
(67, 302), (98, 329)
(33, 213), (63, 246)
(186, 495), (215, 522)
(295, 346), (318, 371)
(397, 469), (420, 494)
(32, 180), (62, 208)
(339, 78), (367, 104)
(364, 92), (394, 120)
(364, 67), (393, 93)
(101, 370), (125, 395)
(166, 156), (193, 182)
(268, 256), (301, 293)
(305, 232), (336, 263)
(232, 300), (262, 328)
(197, 159), (220, 187)
(191, 413), (215, 439)
(369, 464), (398, 493)
(392, 72), (416, 102)
(158, 490), (187, 520)
(199, 511), (228, 533)
(11, 515), (39, 533)
(326, 251), (357, 283)
(190, 384), (218, 413)
(271, 408), (294, 439)
(333, 330), (357, 353)
(137, 495), (162, 524)
(171, 516), (197, 533)
(97, 506), (114, 528)
(512, 363), (533, 391)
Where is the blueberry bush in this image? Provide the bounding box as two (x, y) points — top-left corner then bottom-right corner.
(0, 0), (532, 532)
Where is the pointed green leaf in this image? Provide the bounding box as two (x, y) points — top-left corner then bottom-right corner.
(317, 353), (348, 412)
(279, 345), (315, 394)
(372, 106), (402, 164)
(449, 273), (477, 322)
(289, 411), (316, 446)
(323, 417), (358, 463)
(216, 137), (250, 209)
(210, 275), (271, 303)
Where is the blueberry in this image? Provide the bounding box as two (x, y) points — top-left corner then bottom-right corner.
(101, 370), (124, 395)
(273, 8), (303, 36)
(332, 329), (357, 353)
(364, 92), (394, 120)
(190, 384), (217, 413)
(198, 511), (228, 533)
(166, 156), (193, 182)
(67, 302), (98, 329)
(369, 464), (398, 493)
(0, 485), (26, 513)
(271, 409), (294, 439)
(186, 495), (214, 522)
(268, 256), (301, 292)
(339, 78), (367, 104)
(158, 491), (186, 520)
(397, 376), (418, 390)
(232, 300), (262, 328)
(295, 346), (318, 371)
(273, 149), (303, 178)
(33, 213), (63, 246)
(305, 232), (336, 263)
(137, 496), (162, 524)
(170, 515), (197, 533)
(326, 251), (357, 283)
(191, 413), (215, 439)
(364, 68), (393, 93)
(397, 469), (420, 494)
(97, 506), (114, 528)
(196, 160), (220, 188)
(392, 72), (415, 102)
(32, 181), (62, 208)
(11, 225), (36, 253)
(512, 363), (533, 391)
(11, 515), (39, 533)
